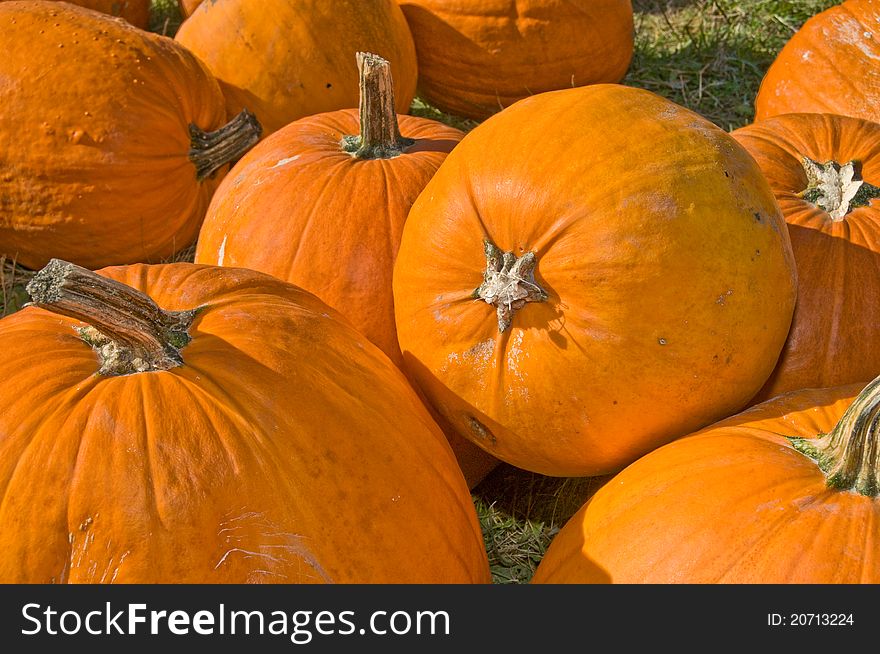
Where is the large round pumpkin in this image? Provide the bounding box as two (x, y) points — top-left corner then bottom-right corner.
(532, 375), (880, 583)
(755, 0), (880, 123)
(393, 83), (798, 477)
(0, 259), (490, 583)
(398, 0), (634, 120)
(0, 0), (152, 28)
(195, 53), (499, 488)
(174, 0), (418, 136)
(0, 1), (261, 270)
(731, 112), (880, 404)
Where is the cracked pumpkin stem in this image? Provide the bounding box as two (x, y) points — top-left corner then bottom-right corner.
(341, 51), (414, 160)
(25, 259), (196, 376)
(790, 373), (880, 497)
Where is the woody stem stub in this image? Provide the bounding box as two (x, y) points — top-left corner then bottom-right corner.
(789, 373), (880, 497)
(341, 51), (414, 159)
(474, 241), (547, 332)
(25, 259), (195, 376)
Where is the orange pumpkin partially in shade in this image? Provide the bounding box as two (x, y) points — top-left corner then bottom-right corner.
(0, 0), (152, 28)
(393, 83), (797, 477)
(177, 0), (202, 17)
(174, 0), (418, 136)
(732, 112), (880, 404)
(195, 53), (499, 488)
(532, 376), (880, 583)
(755, 0), (880, 124)
(398, 0), (634, 120)
(0, 259), (491, 583)
(0, 1), (261, 270)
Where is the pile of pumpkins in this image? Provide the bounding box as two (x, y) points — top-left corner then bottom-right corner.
(0, 0), (877, 584)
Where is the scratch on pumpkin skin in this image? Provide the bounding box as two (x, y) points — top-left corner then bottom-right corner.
(215, 510), (332, 583)
(217, 235), (227, 266)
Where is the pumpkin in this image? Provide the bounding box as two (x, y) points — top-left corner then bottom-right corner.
(0, 258), (491, 583)
(731, 112), (880, 404)
(397, 0), (634, 120)
(0, 0), (152, 28)
(177, 0), (202, 17)
(755, 0), (880, 123)
(194, 52), (499, 488)
(393, 83), (798, 477)
(174, 0), (418, 136)
(0, 1), (261, 270)
(532, 375), (880, 583)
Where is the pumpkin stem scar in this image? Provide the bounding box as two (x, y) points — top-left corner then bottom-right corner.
(789, 373), (880, 497)
(340, 52), (415, 160)
(474, 240), (548, 332)
(800, 157), (880, 221)
(25, 259), (197, 376)
(189, 108), (263, 181)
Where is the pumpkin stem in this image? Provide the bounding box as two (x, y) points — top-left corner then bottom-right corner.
(474, 241), (548, 332)
(189, 109), (263, 181)
(790, 374), (880, 497)
(25, 259), (196, 376)
(800, 157), (880, 221)
(341, 51), (414, 159)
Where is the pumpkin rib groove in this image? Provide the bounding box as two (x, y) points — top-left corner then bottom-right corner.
(1, 262), (492, 583)
(132, 380), (161, 534)
(161, 374), (253, 479)
(282, 159), (354, 286)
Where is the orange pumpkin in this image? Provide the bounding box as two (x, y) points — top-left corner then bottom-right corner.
(0, 259), (491, 583)
(0, 0), (152, 28)
(755, 0), (880, 123)
(731, 113), (880, 404)
(393, 84), (798, 477)
(532, 376), (880, 583)
(174, 0), (418, 136)
(177, 0), (202, 17)
(398, 0), (634, 120)
(194, 53), (499, 488)
(0, 1), (261, 270)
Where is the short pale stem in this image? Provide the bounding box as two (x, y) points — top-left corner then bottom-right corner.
(340, 52), (414, 159)
(189, 109), (263, 181)
(800, 157), (880, 221)
(25, 259), (195, 375)
(790, 374), (880, 496)
(474, 240), (548, 332)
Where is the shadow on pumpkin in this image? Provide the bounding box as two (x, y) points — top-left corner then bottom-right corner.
(399, 349), (614, 529)
(746, 223), (880, 407)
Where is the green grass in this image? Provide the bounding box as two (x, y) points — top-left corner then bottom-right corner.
(627, 0), (840, 131)
(0, 0), (843, 582)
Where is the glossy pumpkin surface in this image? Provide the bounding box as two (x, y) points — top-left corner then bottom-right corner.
(0, 262), (491, 583)
(398, 0), (634, 120)
(195, 53), (499, 488)
(0, 1), (248, 269)
(532, 381), (880, 583)
(755, 0), (880, 123)
(174, 0), (418, 135)
(732, 112), (880, 403)
(393, 83), (798, 477)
